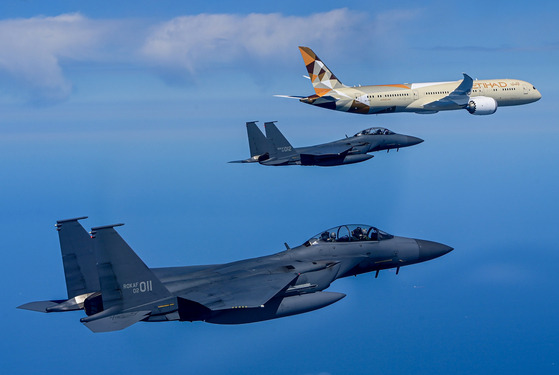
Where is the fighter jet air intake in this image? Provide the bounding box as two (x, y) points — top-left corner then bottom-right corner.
(278, 46), (541, 115)
(230, 121), (423, 166)
(18, 217), (453, 333)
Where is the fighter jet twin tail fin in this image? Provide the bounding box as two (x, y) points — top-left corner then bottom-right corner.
(18, 218), (174, 332)
(17, 217), (98, 313)
(229, 121), (296, 164)
(80, 224), (173, 332)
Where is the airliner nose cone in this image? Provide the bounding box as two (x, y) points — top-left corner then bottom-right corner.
(536, 90), (542, 101)
(416, 239), (453, 261)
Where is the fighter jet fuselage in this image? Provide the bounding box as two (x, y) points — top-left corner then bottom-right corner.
(293, 47), (541, 115)
(230, 122), (423, 166)
(18, 218), (453, 332)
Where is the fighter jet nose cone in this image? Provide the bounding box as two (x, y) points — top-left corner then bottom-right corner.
(409, 136), (424, 146)
(416, 239), (453, 261)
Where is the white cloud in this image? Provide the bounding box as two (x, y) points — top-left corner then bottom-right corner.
(0, 9), (421, 104)
(140, 9), (365, 74)
(0, 13), (123, 103)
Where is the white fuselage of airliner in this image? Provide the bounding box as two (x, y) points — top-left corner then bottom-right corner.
(296, 46), (541, 115)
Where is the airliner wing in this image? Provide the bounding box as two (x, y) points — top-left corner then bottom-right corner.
(423, 73), (473, 110)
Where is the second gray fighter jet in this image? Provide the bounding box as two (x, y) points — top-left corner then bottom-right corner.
(230, 122), (423, 166)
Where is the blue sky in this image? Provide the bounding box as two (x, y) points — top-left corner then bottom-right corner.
(2, 1), (558, 374)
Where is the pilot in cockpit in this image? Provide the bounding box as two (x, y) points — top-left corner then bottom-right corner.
(321, 231), (337, 242)
(352, 227), (368, 241)
(369, 227), (378, 241)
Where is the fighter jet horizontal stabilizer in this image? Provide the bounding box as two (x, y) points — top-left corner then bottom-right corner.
(81, 307), (151, 333)
(18, 300), (69, 313)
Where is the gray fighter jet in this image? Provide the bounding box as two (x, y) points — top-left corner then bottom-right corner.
(18, 217), (452, 332)
(230, 122), (423, 166)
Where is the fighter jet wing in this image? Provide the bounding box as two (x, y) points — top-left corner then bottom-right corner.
(423, 73), (473, 110)
(298, 144), (354, 165)
(179, 272), (298, 311)
(300, 143), (352, 158)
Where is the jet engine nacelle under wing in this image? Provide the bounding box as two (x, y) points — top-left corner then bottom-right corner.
(466, 96), (498, 115)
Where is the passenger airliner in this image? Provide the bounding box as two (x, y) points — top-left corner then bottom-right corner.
(281, 47), (541, 115)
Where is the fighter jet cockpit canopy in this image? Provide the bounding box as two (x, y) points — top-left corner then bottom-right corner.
(304, 224), (394, 246)
(355, 127), (395, 137)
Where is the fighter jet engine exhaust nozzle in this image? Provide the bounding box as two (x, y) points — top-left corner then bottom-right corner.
(466, 96), (498, 115)
(84, 292), (104, 316)
(257, 153), (270, 163)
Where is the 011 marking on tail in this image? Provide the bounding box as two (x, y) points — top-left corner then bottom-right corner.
(123, 280), (153, 293)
